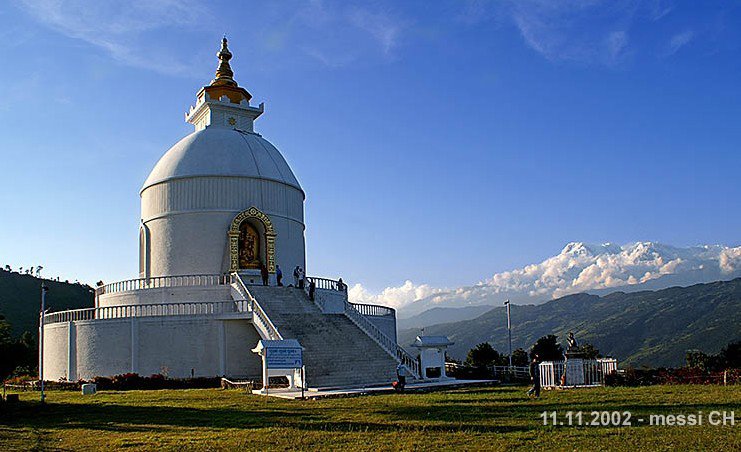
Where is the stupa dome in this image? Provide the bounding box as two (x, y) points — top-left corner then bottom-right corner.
(142, 127), (302, 192)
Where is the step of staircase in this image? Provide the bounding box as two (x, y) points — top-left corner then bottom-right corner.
(246, 286), (398, 388)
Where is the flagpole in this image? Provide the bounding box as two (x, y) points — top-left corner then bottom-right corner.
(40, 283), (48, 403)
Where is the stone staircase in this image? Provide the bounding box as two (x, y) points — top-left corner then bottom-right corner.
(247, 286), (398, 388)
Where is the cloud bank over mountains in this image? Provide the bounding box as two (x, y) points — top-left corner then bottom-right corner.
(349, 242), (741, 316)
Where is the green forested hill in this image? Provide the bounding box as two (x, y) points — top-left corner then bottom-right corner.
(0, 271), (94, 336)
(399, 279), (741, 367)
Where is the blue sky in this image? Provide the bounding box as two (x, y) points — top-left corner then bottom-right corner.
(0, 0), (739, 293)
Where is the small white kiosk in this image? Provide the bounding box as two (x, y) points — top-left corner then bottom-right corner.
(411, 336), (454, 380)
(252, 339), (305, 395)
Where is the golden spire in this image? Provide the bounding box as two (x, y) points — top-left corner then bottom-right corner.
(211, 37), (237, 87)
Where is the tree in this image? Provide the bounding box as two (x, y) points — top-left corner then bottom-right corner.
(0, 316), (20, 381)
(530, 335), (564, 361)
(580, 342), (600, 359)
(465, 342), (501, 368)
(510, 348), (529, 367)
(686, 349), (709, 370)
(0, 316), (37, 381)
(720, 340), (741, 369)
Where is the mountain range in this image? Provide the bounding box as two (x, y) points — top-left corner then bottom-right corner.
(349, 242), (741, 326)
(398, 278), (741, 367)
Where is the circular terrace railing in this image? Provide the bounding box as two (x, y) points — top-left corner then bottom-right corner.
(43, 300), (250, 325)
(96, 274), (230, 296)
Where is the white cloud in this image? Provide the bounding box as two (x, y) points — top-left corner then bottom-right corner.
(605, 30), (629, 63)
(506, 0), (636, 65)
(18, 0), (209, 75)
(352, 242), (741, 314)
(664, 30), (695, 56)
(348, 8), (402, 55)
(349, 280), (446, 309)
(648, 1), (674, 21)
(719, 247), (741, 274)
(291, 1), (406, 67)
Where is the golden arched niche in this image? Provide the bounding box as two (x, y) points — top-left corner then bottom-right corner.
(228, 207), (276, 273)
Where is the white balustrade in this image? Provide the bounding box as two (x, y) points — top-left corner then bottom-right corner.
(348, 302), (395, 317)
(43, 299), (243, 325)
(96, 273), (230, 296)
(305, 276), (344, 291)
(230, 273), (282, 340)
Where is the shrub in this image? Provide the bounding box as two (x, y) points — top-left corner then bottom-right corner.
(87, 374), (219, 390)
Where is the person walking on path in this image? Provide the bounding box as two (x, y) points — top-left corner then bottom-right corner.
(276, 265), (283, 286)
(293, 266), (300, 287)
(527, 354), (541, 398)
(260, 263), (269, 286)
(298, 267), (305, 289)
(395, 363), (408, 391)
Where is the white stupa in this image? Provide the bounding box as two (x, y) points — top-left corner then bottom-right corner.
(41, 39), (420, 389)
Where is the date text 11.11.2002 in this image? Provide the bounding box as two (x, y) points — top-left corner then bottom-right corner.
(541, 411), (633, 427)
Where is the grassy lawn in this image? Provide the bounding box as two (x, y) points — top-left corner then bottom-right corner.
(1, 385), (739, 450)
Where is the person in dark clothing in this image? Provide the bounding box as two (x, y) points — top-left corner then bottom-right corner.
(276, 265), (283, 286)
(337, 278), (346, 292)
(308, 280), (316, 301)
(527, 354), (541, 397)
(395, 363), (407, 391)
(260, 264), (269, 286)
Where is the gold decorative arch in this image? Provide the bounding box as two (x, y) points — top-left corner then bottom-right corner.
(228, 206), (276, 273)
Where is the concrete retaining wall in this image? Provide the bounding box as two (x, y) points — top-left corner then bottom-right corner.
(42, 315), (262, 381)
(366, 315), (397, 344)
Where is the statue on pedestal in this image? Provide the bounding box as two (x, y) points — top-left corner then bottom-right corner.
(564, 331), (585, 360)
(567, 332), (578, 351)
(562, 331), (586, 386)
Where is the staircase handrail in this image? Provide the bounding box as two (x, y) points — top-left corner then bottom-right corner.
(343, 300), (420, 379)
(230, 272), (282, 340)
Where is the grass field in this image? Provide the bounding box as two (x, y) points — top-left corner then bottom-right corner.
(1, 385), (739, 451)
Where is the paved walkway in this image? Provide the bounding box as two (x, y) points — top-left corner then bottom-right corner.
(252, 379), (498, 399)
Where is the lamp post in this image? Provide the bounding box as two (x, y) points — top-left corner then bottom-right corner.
(40, 283), (48, 403)
(504, 299), (512, 368)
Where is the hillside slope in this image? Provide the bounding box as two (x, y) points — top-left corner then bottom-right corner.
(397, 305), (495, 330)
(399, 279), (741, 367)
(0, 271), (94, 336)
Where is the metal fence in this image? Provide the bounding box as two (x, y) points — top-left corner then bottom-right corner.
(540, 358), (618, 388)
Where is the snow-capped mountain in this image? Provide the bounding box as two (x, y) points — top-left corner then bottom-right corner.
(348, 242), (741, 317)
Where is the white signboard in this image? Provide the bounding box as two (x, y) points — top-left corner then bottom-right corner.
(266, 347), (303, 369)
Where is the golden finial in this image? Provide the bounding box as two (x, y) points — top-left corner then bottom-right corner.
(211, 36), (237, 87)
